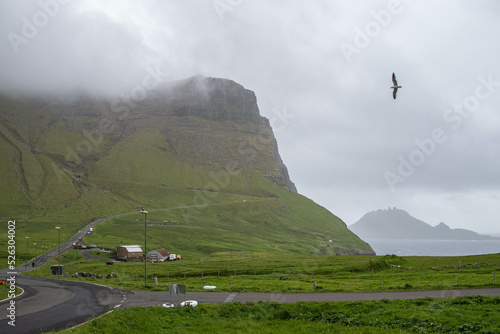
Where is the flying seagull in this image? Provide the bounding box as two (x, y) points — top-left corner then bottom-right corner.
(391, 72), (402, 99)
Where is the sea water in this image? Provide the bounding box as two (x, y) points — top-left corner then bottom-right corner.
(364, 238), (500, 256)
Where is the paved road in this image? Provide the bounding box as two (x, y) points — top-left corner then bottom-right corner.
(0, 276), (128, 334)
(119, 287), (500, 307)
(230, 288), (500, 303)
(2, 273), (500, 333)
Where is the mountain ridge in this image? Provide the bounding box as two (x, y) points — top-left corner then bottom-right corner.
(349, 207), (497, 240)
(0, 76), (373, 258)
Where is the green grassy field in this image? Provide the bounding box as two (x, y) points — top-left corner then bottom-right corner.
(25, 251), (500, 293)
(0, 284), (22, 301)
(49, 296), (500, 334)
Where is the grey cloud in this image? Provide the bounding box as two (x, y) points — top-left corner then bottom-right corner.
(1, 0), (499, 233)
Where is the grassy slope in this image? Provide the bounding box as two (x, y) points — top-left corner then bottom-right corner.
(49, 297), (500, 334)
(0, 95), (372, 266)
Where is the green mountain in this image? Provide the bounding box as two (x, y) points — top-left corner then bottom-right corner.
(0, 76), (373, 258)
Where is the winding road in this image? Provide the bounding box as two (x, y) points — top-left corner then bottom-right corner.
(2, 205), (500, 333)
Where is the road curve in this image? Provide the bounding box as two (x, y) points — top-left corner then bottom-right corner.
(0, 276), (128, 334)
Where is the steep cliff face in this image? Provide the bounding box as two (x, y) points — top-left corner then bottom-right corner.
(163, 76), (262, 123)
(126, 76), (297, 192)
(0, 77), (373, 257)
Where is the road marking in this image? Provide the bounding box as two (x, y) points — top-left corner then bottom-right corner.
(224, 292), (239, 304)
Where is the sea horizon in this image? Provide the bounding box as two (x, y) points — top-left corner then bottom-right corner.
(364, 237), (500, 257)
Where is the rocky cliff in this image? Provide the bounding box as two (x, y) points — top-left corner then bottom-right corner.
(158, 76), (297, 192)
(0, 77), (373, 257)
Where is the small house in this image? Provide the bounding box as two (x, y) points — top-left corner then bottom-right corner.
(116, 245), (143, 260)
(146, 249), (170, 262)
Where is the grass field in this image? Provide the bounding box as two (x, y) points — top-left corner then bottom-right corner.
(49, 296), (500, 334)
(0, 284), (22, 301)
(25, 251), (500, 293)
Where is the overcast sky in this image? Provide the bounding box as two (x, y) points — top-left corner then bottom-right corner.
(1, 0), (500, 234)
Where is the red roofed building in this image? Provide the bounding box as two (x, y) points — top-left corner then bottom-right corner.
(146, 248), (170, 262)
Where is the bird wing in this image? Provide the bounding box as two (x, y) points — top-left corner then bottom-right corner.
(393, 87), (398, 99)
(392, 72), (398, 86)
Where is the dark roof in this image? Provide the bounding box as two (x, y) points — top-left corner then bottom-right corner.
(155, 249), (170, 257)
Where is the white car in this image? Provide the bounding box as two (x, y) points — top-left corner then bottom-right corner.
(180, 300), (198, 307)
(162, 300), (198, 308)
(203, 285), (216, 290)
(162, 302), (174, 308)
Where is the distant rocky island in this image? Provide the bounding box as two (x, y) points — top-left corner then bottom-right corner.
(349, 207), (497, 240)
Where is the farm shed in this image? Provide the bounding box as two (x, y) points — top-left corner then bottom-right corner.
(115, 245), (143, 260)
(146, 249), (170, 262)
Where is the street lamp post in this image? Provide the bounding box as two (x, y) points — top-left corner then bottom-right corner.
(25, 236), (29, 271)
(55, 227), (61, 276)
(141, 209), (148, 287)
